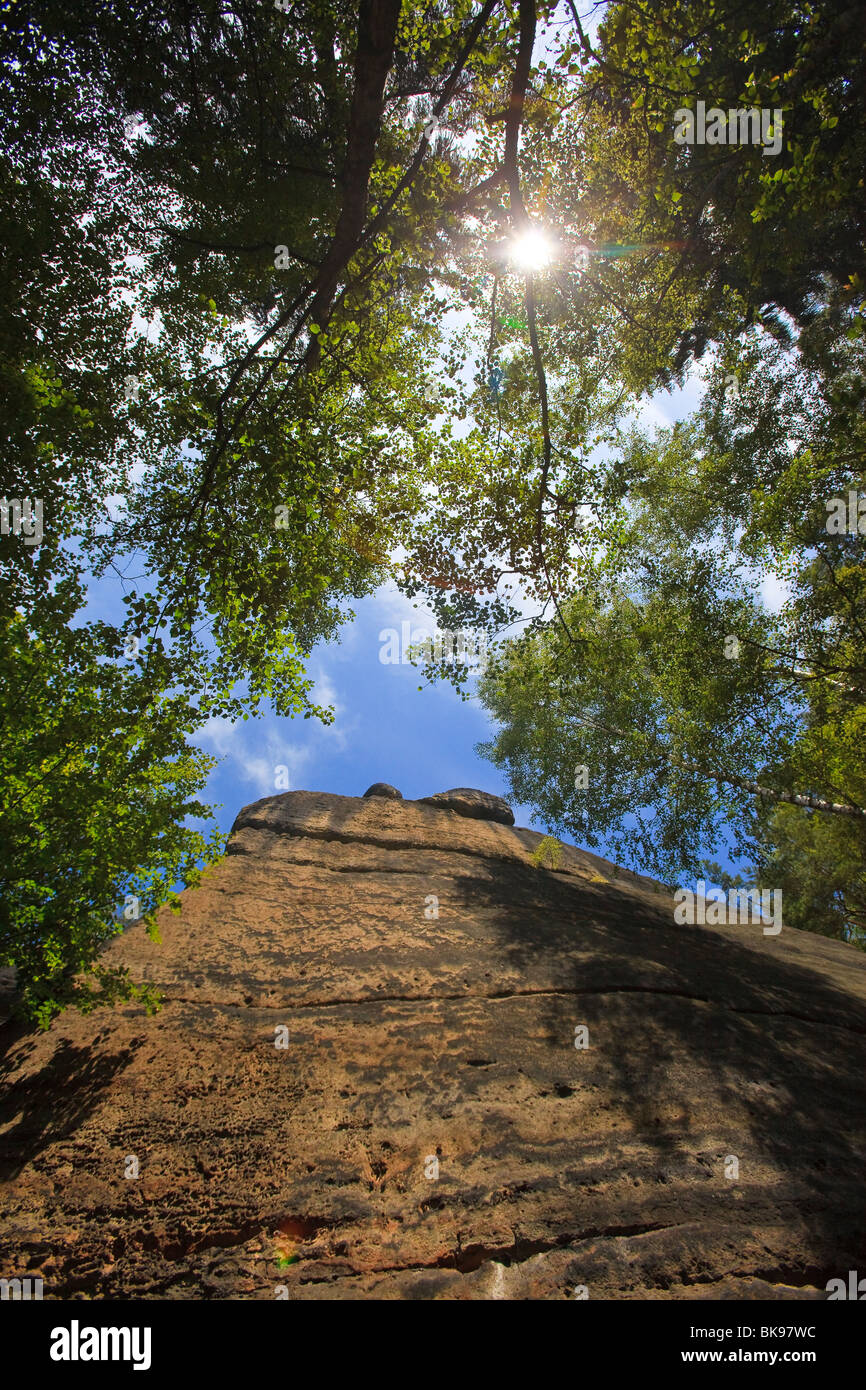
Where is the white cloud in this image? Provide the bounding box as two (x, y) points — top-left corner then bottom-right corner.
(239, 756), (278, 796)
(238, 741), (312, 796)
(198, 716), (240, 757)
(760, 571), (791, 614)
(198, 717), (313, 794)
(370, 580), (438, 632)
(313, 668), (339, 713)
(309, 664), (359, 751)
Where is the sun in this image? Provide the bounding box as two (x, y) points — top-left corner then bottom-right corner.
(509, 227), (554, 271)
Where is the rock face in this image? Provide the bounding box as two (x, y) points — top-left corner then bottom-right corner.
(418, 787), (515, 825)
(1, 788), (865, 1301)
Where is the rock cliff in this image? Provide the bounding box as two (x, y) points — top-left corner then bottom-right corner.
(1, 789), (865, 1299)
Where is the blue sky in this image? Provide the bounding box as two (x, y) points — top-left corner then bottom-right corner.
(195, 581), (523, 831)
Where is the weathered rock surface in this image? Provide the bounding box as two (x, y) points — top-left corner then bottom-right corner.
(418, 787), (515, 825)
(362, 783), (402, 800)
(1, 788), (865, 1301)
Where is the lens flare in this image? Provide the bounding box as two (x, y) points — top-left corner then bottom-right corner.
(509, 228), (554, 271)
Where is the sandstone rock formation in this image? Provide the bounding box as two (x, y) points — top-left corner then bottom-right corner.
(418, 787), (515, 825)
(1, 788), (865, 1300)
